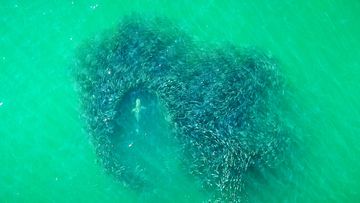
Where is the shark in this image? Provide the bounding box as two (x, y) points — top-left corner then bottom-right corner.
(131, 98), (145, 122)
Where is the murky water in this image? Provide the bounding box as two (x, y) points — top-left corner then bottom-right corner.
(1, 1), (360, 202)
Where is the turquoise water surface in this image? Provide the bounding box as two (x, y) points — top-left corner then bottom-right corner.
(1, 0), (360, 202)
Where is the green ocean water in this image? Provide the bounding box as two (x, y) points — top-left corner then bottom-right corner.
(1, 0), (360, 202)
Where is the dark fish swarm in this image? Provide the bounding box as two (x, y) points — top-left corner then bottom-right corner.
(74, 16), (290, 202)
